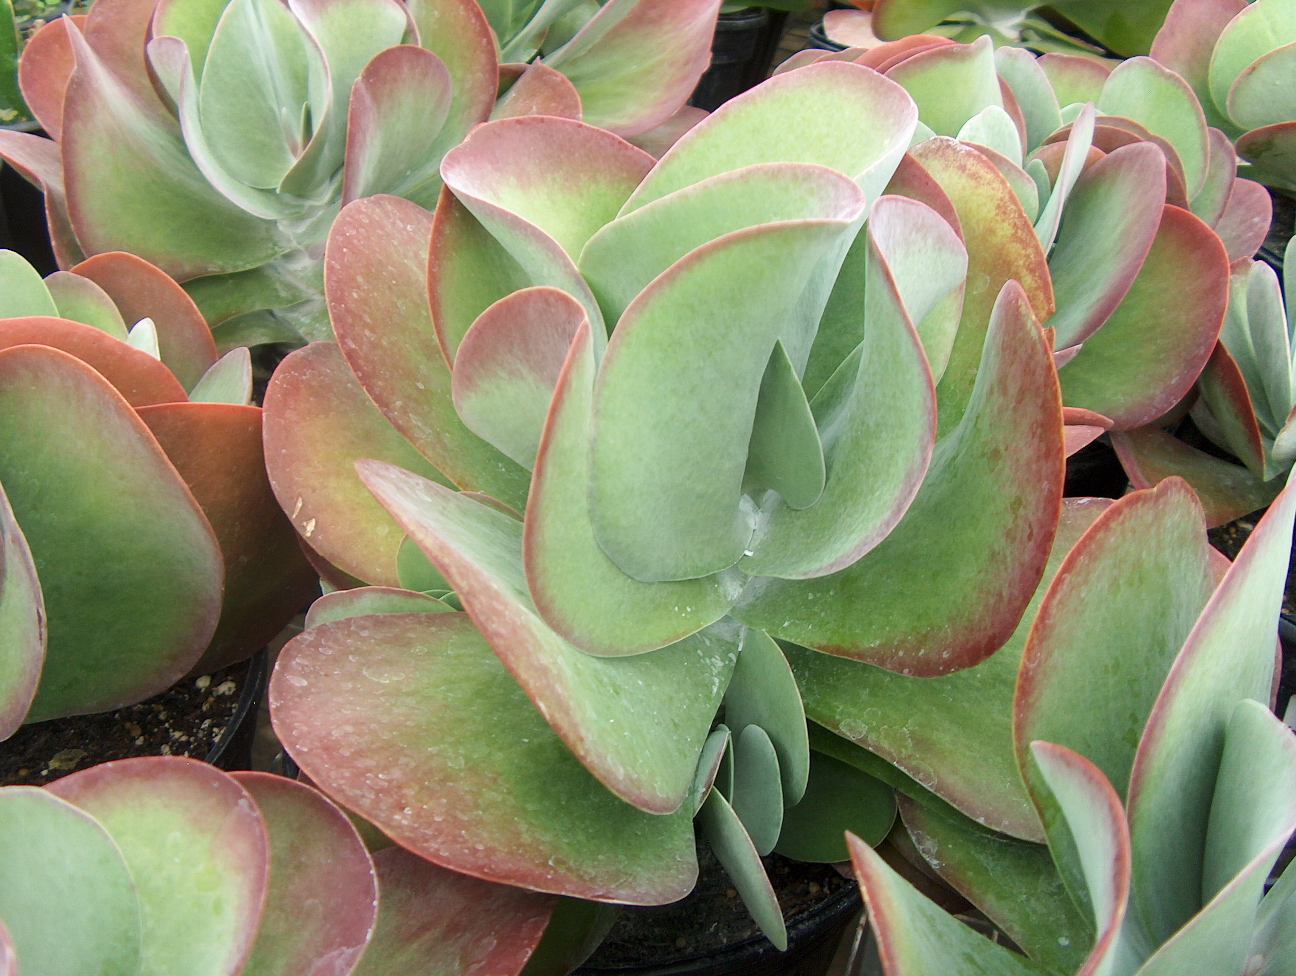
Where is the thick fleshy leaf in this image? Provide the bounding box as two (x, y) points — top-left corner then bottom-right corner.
(1196, 342), (1266, 478)
(342, 45), (453, 208)
(588, 216), (863, 583)
(0, 251), (57, 318)
(262, 341), (451, 587)
(908, 137), (1053, 434)
(729, 724), (783, 856)
(17, 17), (76, 139)
(994, 46), (1062, 153)
(742, 339), (826, 511)
(271, 612), (699, 902)
(1033, 103), (1095, 254)
(1253, 836), (1296, 974)
(1029, 742), (1132, 976)
(0, 480), (42, 741)
(305, 586), (453, 628)
(625, 105), (706, 159)
(326, 194), (529, 512)
(1046, 143), (1166, 350)
(1038, 53), (1111, 106)
(775, 752), (896, 863)
(1214, 177), (1272, 264)
(734, 280), (1063, 676)
(233, 772), (379, 976)
(1112, 425), (1284, 526)
(1236, 122), (1296, 193)
(452, 287), (586, 470)
(698, 786), (787, 951)
(783, 497), (1111, 843)
(59, 22), (286, 280)
(43, 271), (129, 338)
(541, 0), (718, 137)
(1099, 56), (1210, 198)
(1191, 127), (1238, 226)
(1124, 473), (1295, 946)
(136, 402), (319, 674)
(885, 35), (1002, 139)
(491, 61), (582, 121)
(351, 847), (554, 976)
(623, 61), (917, 213)
(71, 251), (218, 391)
(47, 757), (269, 976)
(0, 129), (84, 270)
(899, 797), (1092, 975)
(1015, 479), (1218, 818)
(0, 787), (142, 976)
(724, 628), (809, 805)
(359, 461), (740, 814)
(189, 348), (253, 404)
(0, 346), (222, 721)
(1150, 0), (1246, 129)
(523, 321), (740, 656)
(1059, 204), (1228, 429)
(846, 832), (1048, 976)
(82, 0), (173, 114)
(1134, 700), (1296, 975)
(1209, 0), (1296, 124)
(405, 0), (498, 161)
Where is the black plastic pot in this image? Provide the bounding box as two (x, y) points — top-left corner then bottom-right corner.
(806, 19), (848, 52)
(574, 881), (860, 976)
(689, 8), (786, 112)
(204, 649), (269, 771)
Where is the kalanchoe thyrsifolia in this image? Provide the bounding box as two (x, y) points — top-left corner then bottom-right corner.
(829, 474), (1296, 976)
(0, 0), (721, 348)
(1114, 239), (1296, 525)
(0, 248), (316, 737)
(1151, 0), (1296, 192)
(0, 755), (560, 974)
(259, 59), (1081, 949)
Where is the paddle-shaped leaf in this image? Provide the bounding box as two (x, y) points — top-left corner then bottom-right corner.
(359, 461), (740, 814)
(0, 481), (42, 741)
(724, 628), (809, 805)
(734, 280), (1063, 676)
(350, 846), (555, 976)
(233, 772), (379, 976)
(270, 612), (700, 902)
(47, 757), (270, 976)
(43, 271), (129, 338)
(523, 322), (741, 656)
(404, 0), (497, 161)
(885, 35), (1003, 139)
(698, 786), (787, 950)
(775, 752), (896, 863)
(305, 586), (453, 628)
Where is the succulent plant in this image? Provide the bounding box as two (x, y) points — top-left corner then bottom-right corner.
(1113, 241), (1296, 525)
(0, 754), (563, 975)
(1151, 0), (1296, 192)
(828, 473), (1296, 975)
(0, 248), (316, 736)
(0, 0), (721, 349)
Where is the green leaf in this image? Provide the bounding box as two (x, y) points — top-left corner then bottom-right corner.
(189, 347), (251, 404)
(523, 321), (740, 656)
(0, 0), (26, 126)
(0, 787), (142, 976)
(0, 346), (223, 721)
(899, 797), (1091, 974)
(1125, 473), (1296, 946)
(1254, 851), (1296, 975)
(698, 787), (787, 951)
(775, 752), (896, 863)
(43, 272), (130, 339)
(994, 46), (1062, 153)
(233, 773), (378, 976)
(405, 0), (498, 162)
(1037, 52), (1111, 107)
(1032, 103), (1094, 254)
(783, 497), (1112, 843)
(885, 35), (1002, 140)
(1236, 121), (1296, 193)
(304, 585), (454, 628)
(1209, 0), (1296, 126)
(724, 629), (809, 805)
(47, 757), (270, 976)
(623, 60), (917, 213)
(729, 724), (784, 856)
(359, 460), (740, 815)
(0, 480), (41, 741)
(272, 611), (700, 902)
(742, 340), (825, 511)
(846, 832), (1048, 975)
(0, 251), (57, 319)
(734, 280), (1064, 677)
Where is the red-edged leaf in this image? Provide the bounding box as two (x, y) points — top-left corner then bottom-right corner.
(47, 757), (269, 976)
(70, 251), (217, 390)
(1064, 407), (1114, 457)
(1196, 341), (1266, 477)
(1037, 52), (1111, 106)
(0, 315), (188, 406)
(1150, 0), (1247, 128)
(0, 128), (86, 269)
(735, 280), (1063, 675)
(351, 847), (553, 976)
(625, 105), (707, 160)
(262, 341), (451, 587)
(81, 0), (172, 116)
(0, 346), (222, 720)
(17, 17), (75, 140)
(1059, 204), (1228, 429)
(1236, 122), (1296, 194)
(232, 772), (379, 976)
(405, 0), (497, 160)
(1112, 425), (1283, 526)
(882, 152), (964, 238)
(0, 480), (43, 741)
(1213, 177), (1272, 261)
(270, 612), (699, 903)
(491, 61), (581, 121)
(326, 194), (530, 511)
(303, 586), (453, 628)
(136, 402), (318, 674)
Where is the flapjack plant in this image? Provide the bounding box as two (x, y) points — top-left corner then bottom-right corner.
(0, 0), (721, 348)
(1151, 0), (1296, 192)
(827, 473), (1296, 975)
(1113, 239), (1296, 525)
(0, 755), (562, 976)
(261, 59), (1084, 948)
(0, 248), (316, 737)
